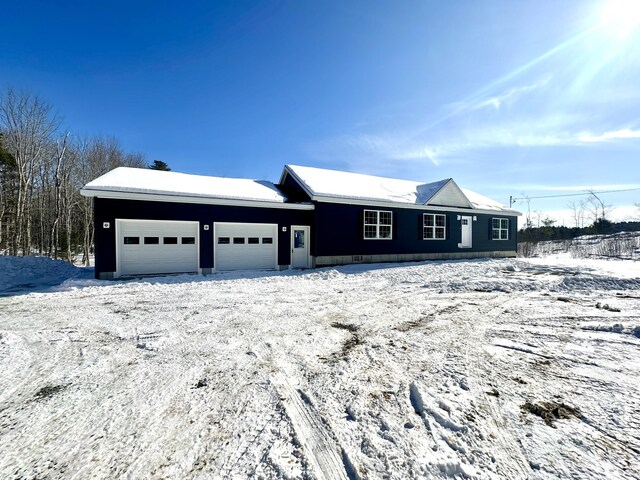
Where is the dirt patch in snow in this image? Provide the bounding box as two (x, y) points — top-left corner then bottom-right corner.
(34, 384), (67, 401)
(521, 400), (581, 427)
(329, 322), (363, 360)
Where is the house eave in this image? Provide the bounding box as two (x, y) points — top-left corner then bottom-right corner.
(80, 188), (315, 210)
(311, 195), (521, 216)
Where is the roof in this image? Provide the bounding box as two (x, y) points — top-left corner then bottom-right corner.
(282, 164), (519, 213)
(81, 165), (519, 215)
(81, 167), (287, 203)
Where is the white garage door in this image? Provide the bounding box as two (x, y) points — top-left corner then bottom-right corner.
(117, 219), (199, 276)
(214, 223), (277, 271)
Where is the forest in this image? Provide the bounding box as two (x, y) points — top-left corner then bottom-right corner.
(0, 88), (158, 264)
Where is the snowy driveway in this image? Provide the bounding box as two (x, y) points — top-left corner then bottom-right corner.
(1, 259), (639, 479)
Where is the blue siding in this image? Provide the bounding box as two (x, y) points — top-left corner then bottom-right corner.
(313, 202), (517, 257)
(94, 198), (313, 277)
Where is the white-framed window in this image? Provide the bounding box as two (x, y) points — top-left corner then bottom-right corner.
(423, 213), (446, 240)
(492, 218), (509, 240)
(364, 210), (392, 239)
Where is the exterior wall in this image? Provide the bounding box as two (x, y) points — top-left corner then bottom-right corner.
(93, 197), (313, 278)
(312, 202), (517, 258)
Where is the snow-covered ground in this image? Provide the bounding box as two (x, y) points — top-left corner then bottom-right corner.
(1, 255), (639, 479)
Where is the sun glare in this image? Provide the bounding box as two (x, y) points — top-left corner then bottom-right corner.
(600, 0), (640, 37)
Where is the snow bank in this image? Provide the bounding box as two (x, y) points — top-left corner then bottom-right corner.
(0, 255), (92, 294)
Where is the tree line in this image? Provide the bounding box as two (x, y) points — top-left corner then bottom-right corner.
(0, 88), (154, 264)
(518, 220), (640, 243)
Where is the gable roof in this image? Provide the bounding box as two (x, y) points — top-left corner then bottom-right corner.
(281, 164), (518, 214)
(80, 167), (314, 210)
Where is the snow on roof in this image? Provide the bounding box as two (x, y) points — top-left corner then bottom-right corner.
(461, 188), (512, 212)
(82, 167), (286, 203)
(285, 164), (443, 204)
(285, 164), (515, 212)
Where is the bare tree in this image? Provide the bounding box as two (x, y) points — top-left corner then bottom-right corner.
(72, 135), (146, 264)
(518, 193), (533, 229)
(586, 189), (611, 224)
(533, 209), (544, 228)
(49, 132), (70, 259)
(567, 200), (587, 228)
(0, 88), (60, 255)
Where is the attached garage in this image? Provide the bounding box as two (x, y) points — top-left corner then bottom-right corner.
(116, 219), (199, 276)
(214, 222), (277, 271)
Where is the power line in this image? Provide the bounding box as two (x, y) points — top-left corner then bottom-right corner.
(510, 186), (640, 207)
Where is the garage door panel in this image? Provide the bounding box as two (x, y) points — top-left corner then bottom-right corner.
(214, 223), (277, 271)
(117, 220), (199, 276)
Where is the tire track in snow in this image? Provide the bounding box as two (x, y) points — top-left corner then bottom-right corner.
(251, 341), (352, 480)
(271, 374), (350, 480)
(461, 295), (531, 479)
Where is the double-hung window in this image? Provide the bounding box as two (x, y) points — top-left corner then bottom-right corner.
(364, 210), (392, 239)
(423, 214), (446, 240)
(492, 218), (509, 240)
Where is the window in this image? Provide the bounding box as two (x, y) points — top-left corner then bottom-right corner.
(182, 237), (196, 244)
(492, 218), (509, 240)
(262, 237), (273, 244)
(248, 237), (260, 244)
(163, 237), (178, 244)
(233, 237), (245, 244)
(217, 237), (230, 244)
(423, 214), (446, 240)
(123, 237), (139, 245)
(144, 237), (159, 244)
(364, 210), (392, 239)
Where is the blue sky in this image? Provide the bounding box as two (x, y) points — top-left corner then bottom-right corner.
(2, 0), (639, 225)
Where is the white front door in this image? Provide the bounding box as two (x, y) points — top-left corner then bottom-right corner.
(291, 226), (310, 268)
(459, 216), (472, 248)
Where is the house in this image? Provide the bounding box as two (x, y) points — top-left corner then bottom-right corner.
(80, 165), (521, 279)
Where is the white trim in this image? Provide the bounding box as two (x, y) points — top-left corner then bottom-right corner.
(492, 217), (510, 240)
(312, 195), (521, 216)
(115, 219), (200, 278)
(423, 213), (447, 240)
(363, 209), (393, 240)
(80, 188), (315, 210)
(291, 225), (311, 268)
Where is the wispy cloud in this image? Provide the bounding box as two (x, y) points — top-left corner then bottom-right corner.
(467, 77), (551, 111)
(578, 128), (640, 143)
(508, 183), (640, 192)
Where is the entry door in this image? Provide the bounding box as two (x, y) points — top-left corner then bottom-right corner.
(460, 216), (472, 248)
(291, 226), (310, 268)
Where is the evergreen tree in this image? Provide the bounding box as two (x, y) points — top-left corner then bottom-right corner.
(149, 160), (171, 171)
